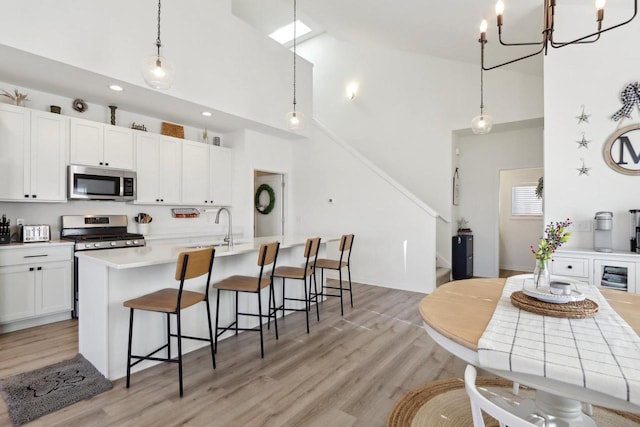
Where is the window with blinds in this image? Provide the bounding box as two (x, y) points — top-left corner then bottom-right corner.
(512, 185), (543, 216)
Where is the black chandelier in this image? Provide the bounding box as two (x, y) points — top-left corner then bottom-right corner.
(479, 0), (638, 71)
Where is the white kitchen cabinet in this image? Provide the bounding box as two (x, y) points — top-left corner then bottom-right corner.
(181, 140), (211, 205)
(0, 104), (67, 202)
(70, 118), (134, 169)
(0, 245), (73, 329)
(210, 145), (233, 206)
(135, 132), (181, 204)
(181, 140), (233, 206)
(551, 249), (640, 293)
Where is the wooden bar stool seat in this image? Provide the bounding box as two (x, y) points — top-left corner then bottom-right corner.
(272, 237), (321, 333)
(213, 241), (280, 359)
(124, 248), (216, 398)
(313, 234), (354, 316)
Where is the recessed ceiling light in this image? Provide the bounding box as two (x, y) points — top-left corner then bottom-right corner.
(269, 20), (312, 45)
(201, 111), (212, 117)
(109, 84), (124, 92)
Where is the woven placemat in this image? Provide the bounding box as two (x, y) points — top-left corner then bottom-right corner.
(510, 291), (599, 318)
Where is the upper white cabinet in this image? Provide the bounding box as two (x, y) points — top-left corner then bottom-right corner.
(135, 132), (181, 204)
(70, 118), (134, 170)
(181, 141), (232, 206)
(0, 104), (67, 202)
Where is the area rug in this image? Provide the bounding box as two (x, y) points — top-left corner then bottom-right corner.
(387, 376), (640, 427)
(0, 353), (112, 426)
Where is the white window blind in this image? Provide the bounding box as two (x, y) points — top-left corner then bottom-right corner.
(512, 185), (543, 216)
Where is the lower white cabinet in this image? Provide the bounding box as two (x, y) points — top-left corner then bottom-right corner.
(0, 245), (73, 326)
(551, 249), (640, 293)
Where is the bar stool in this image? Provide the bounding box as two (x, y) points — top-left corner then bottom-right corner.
(124, 247), (216, 397)
(213, 241), (280, 358)
(271, 237), (321, 333)
(313, 234), (354, 316)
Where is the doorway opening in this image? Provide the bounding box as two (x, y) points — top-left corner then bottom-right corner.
(254, 170), (285, 237)
(498, 167), (544, 274)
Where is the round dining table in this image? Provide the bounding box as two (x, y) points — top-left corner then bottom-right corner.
(420, 276), (640, 426)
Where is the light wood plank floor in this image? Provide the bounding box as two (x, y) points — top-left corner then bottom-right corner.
(0, 282), (465, 426)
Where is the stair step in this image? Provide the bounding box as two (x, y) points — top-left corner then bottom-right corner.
(436, 267), (451, 287)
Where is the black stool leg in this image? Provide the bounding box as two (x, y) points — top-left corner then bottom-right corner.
(257, 289), (264, 358)
(214, 289), (221, 354)
(313, 271), (320, 321)
(271, 282), (279, 339)
(166, 312), (171, 359)
(281, 279), (286, 318)
(126, 308), (134, 388)
(176, 311), (183, 397)
(235, 291), (239, 335)
(304, 276), (309, 333)
(267, 280), (273, 330)
(205, 298), (216, 369)
(338, 269), (344, 316)
(348, 265), (353, 308)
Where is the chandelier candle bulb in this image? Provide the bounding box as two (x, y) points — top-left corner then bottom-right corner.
(495, 1), (504, 26)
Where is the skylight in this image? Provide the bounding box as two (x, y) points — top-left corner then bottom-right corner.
(269, 20), (312, 45)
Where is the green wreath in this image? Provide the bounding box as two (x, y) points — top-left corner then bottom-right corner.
(255, 184), (276, 215)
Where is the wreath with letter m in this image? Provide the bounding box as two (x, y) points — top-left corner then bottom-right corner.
(255, 184), (275, 215)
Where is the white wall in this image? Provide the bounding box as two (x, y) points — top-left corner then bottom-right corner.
(544, 5), (640, 252)
(297, 33), (544, 219)
(0, 0), (312, 134)
(455, 124), (543, 277)
(499, 168), (544, 271)
(292, 122), (437, 293)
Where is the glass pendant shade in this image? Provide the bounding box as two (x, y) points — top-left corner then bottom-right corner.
(471, 113), (493, 135)
(142, 55), (174, 90)
(286, 110), (304, 131)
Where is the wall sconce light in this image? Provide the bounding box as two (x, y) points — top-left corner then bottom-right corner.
(346, 82), (359, 100)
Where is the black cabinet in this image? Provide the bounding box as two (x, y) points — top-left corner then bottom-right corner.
(452, 235), (473, 280)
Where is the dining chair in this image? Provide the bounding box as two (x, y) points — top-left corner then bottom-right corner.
(313, 234), (354, 316)
(124, 247), (216, 398)
(464, 365), (539, 427)
(271, 237), (321, 333)
(213, 241), (280, 358)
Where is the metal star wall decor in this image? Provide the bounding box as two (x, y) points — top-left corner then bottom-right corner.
(576, 132), (591, 149)
(576, 105), (591, 124)
(577, 158), (591, 176)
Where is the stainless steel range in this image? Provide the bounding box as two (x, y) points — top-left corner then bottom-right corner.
(61, 215), (145, 251)
(61, 214), (146, 317)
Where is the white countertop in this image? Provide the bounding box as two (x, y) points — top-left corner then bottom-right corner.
(0, 240), (74, 250)
(556, 248), (640, 257)
(75, 235), (337, 269)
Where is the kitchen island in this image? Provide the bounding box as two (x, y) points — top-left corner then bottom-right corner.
(76, 235), (335, 380)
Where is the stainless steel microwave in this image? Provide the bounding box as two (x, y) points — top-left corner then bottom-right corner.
(68, 165), (136, 201)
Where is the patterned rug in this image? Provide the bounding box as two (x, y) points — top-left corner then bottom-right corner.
(0, 353), (112, 426)
(387, 376), (640, 427)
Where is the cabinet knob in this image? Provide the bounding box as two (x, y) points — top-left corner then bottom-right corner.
(37, 266), (42, 271)
(160, 199), (164, 202)
(99, 162), (103, 165)
(29, 267), (34, 271)
(567, 265), (573, 269)
(105, 162), (109, 166)
(24, 194), (29, 198)
(32, 194), (36, 198)
(156, 199), (160, 202)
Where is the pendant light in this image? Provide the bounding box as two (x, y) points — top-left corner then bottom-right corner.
(471, 21), (493, 135)
(142, 0), (174, 90)
(286, 0), (304, 130)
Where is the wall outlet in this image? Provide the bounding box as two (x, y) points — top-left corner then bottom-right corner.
(16, 218), (24, 226)
(573, 220), (592, 232)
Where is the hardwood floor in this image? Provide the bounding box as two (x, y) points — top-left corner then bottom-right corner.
(0, 282), (465, 426)
(499, 269), (527, 279)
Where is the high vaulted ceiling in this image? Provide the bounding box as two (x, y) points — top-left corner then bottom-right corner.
(232, 0), (544, 76)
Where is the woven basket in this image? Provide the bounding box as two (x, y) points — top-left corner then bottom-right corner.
(510, 291), (599, 318)
(161, 122), (184, 139)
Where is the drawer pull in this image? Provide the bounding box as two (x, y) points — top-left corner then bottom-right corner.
(23, 254), (49, 258)
(567, 265), (573, 269)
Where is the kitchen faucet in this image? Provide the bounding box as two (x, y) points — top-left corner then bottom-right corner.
(215, 207), (233, 246)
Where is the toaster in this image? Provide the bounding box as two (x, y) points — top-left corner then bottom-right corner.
(21, 225), (50, 243)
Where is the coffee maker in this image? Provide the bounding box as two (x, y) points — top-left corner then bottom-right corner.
(594, 211), (613, 253)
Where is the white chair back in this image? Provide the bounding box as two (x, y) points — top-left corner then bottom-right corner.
(464, 365), (538, 427)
